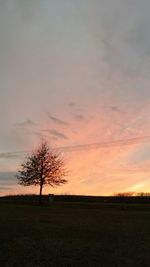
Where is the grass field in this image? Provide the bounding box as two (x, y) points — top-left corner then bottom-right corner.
(0, 202), (150, 267)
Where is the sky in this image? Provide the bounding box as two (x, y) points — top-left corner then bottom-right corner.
(0, 0), (150, 196)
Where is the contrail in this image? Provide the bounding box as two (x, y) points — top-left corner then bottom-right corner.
(1, 135), (150, 159)
(57, 135), (150, 152)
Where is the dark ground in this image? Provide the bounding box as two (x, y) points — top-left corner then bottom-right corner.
(0, 201), (150, 267)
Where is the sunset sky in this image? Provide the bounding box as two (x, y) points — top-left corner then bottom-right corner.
(0, 0), (150, 196)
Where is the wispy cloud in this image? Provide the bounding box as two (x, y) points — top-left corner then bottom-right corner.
(58, 135), (150, 152)
(1, 0), (150, 195)
(0, 151), (24, 159)
(15, 120), (36, 127)
(47, 113), (69, 126)
(46, 129), (68, 140)
(73, 113), (85, 121)
(68, 102), (76, 107)
(0, 172), (17, 185)
(0, 186), (12, 191)
(111, 106), (120, 112)
(1, 135), (150, 157)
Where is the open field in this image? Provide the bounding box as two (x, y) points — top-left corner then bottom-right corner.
(0, 201), (150, 267)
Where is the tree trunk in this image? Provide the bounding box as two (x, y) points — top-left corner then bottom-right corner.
(39, 182), (43, 205)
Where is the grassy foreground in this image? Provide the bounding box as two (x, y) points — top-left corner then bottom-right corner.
(0, 202), (150, 267)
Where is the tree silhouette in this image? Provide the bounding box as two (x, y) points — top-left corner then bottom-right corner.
(17, 141), (67, 204)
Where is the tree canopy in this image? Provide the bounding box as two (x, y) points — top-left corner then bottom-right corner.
(17, 141), (68, 204)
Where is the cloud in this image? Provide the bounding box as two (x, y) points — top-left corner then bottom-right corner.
(1, 0), (150, 196)
(46, 129), (68, 140)
(15, 119), (36, 127)
(111, 106), (120, 112)
(47, 113), (69, 126)
(0, 171), (36, 196)
(1, 135), (149, 158)
(68, 102), (76, 107)
(0, 171), (16, 185)
(59, 135), (150, 152)
(73, 113), (85, 121)
(0, 186), (12, 191)
(0, 152), (23, 159)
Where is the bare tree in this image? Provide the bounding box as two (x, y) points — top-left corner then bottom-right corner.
(114, 192), (134, 197)
(17, 141), (68, 204)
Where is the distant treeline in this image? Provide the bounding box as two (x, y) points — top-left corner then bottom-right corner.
(1, 194), (150, 204)
(55, 194), (150, 203)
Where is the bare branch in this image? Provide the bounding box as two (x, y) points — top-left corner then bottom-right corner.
(16, 140), (68, 204)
